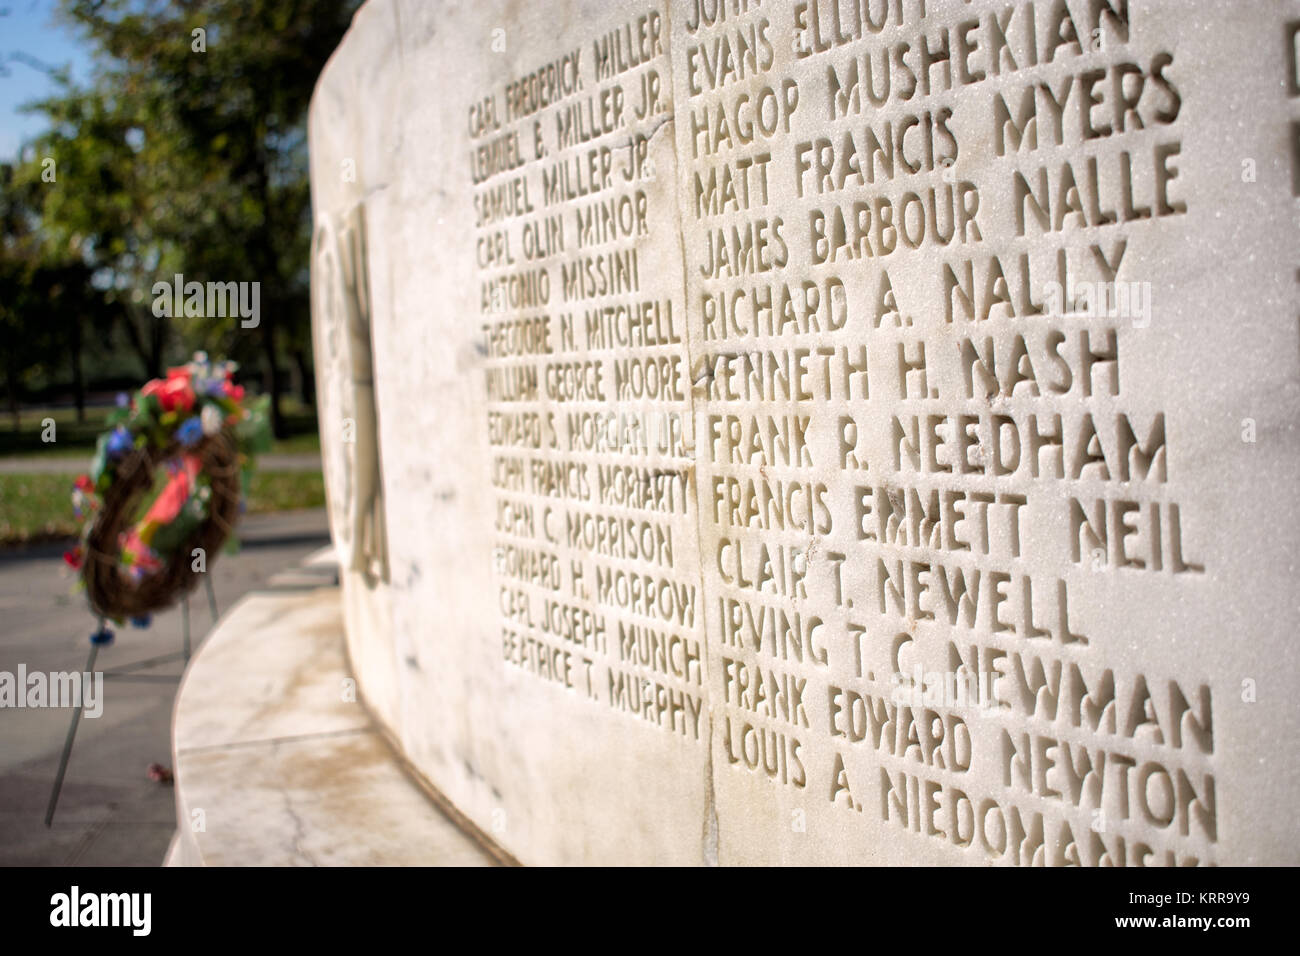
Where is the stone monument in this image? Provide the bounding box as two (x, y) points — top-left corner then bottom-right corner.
(307, 0), (1300, 865)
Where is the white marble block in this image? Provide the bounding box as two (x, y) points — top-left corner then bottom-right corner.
(309, 0), (1300, 865)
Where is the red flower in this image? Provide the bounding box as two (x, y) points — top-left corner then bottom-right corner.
(141, 373), (195, 412)
(63, 547), (83, 570)
(141, 453), (201, 526)
(74, 474), (94, 493)
(224, 381), (245, 402)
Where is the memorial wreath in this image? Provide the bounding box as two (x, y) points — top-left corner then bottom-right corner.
(64, 353), (271, 622)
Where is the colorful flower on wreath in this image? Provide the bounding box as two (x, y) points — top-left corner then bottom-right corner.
(120, 528), (163, 575)
(139, 454), (202, 531)
(141, 367), (196, 413)
(200, 404), (223, 436)
(176, 415), (204, 448)
(105, 426), (134, 460)
(62, 546), (83, 571)
(71, 474), (95, 523)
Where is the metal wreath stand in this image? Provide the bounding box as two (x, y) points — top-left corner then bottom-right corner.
(45, 431), (241, 826)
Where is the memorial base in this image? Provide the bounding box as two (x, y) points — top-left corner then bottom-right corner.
(167, 551), (503, 866)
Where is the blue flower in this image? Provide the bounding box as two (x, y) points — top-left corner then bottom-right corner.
(130, 614), (152, 629)
(177, 416), (204, 447)
(115, 392), (130, 408)
(90, 627), (115, 646)
(105, 426), (133, 459)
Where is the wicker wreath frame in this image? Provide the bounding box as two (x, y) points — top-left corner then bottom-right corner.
(83, 431), (242, 619)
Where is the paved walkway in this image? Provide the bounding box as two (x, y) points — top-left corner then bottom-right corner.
(0, 452), (322, 474)
(0, 509), (332, 866)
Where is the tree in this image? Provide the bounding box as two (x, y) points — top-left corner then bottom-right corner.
(0, 163), (45, 429)
(2, 158), (119, 427)
(25, 0), (360, 435)
(22, 85), (178, 380)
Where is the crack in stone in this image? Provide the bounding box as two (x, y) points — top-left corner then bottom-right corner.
(280, 789), (320, 866)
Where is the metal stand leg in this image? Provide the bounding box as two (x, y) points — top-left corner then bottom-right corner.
(45, 587), (204, 826)
(44, 640), (101, 827)
(204, 575), (218, 624)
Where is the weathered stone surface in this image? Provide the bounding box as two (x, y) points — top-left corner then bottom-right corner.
(310, 0), (1300, 865)
(170, 569), (497, 866)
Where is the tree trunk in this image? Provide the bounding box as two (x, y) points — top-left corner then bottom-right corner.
(294, 348), (314, 404)
(6, 359), (18, 433)
(120, 302), (163, 380)
(149, 311), (166, 379)
(71, 311), (85, 424)
(262, 318), (285, 439)
(248, 112), (286, 440)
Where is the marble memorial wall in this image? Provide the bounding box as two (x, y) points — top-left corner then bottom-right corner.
(310, 0), (1300, 864)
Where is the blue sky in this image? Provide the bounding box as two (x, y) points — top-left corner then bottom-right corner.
(0, 0), (91, 161)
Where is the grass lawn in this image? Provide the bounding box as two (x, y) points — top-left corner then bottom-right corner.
(0, 470), (326, 546)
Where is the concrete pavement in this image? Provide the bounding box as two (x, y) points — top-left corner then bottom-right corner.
(0, 509), (331, 866)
